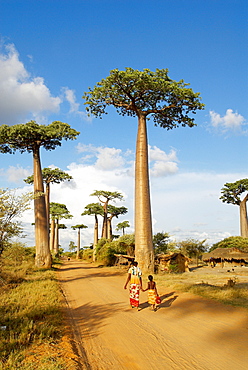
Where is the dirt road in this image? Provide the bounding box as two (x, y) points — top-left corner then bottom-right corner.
(58, 261), (248, 370)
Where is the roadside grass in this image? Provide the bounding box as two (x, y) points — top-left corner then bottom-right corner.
(0, 259), (78, 370)
(150, 268), (248, 309)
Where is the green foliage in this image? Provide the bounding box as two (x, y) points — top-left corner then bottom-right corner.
(50, 202), (72, 220)
(82, 248), (93, 261)
(68, 241), (76, 252)
(220, 179), (248, 206)
(91, 190), (123, 203)
(83, 68), (204, 128)
(0, 189), (33, 254)
(94, 234), (135, 265)
(176, 238), (208, 259)
(81, 202), (103, 216)
(116, 221), (130, 235)
(153, 232), (171, 255)
(0, 121), (80, 154)
(24, 167), (73, 186)
(71, 224), (88, 230)
(210, 236), (248, 252)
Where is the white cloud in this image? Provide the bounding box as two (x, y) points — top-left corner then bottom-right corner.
(6, 165), (32, 183)
(0, 43), (62, 124)
(76, 143), (179, 177)
(62, 87), (91, 122)
(149, 146), (178, 177)
(210, 109), (247, 134)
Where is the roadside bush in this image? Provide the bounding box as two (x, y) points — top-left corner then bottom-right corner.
(210, 236), (248, 252)
(82, 248), (93, 261)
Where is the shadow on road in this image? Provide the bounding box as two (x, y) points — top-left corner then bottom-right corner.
(139, 291), (178, 310)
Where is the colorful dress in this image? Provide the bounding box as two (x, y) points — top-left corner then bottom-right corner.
(147, 289), (157, 305)
(128, 265), (142, 307)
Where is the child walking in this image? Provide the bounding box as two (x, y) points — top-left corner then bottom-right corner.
(143, 275), (159, 311)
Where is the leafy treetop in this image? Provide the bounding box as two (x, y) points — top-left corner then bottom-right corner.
(83, 68), (204, 129)
(0, 121), (80, 154)
(24, 167), (73, 185)
(220, 179), (248, 206)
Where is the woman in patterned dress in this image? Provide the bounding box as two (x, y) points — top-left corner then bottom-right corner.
(124, 261), (142, 310)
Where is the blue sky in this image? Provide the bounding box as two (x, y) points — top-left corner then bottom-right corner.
(0, 0), (247, 249)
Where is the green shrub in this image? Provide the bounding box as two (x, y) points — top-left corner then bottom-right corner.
(210, 236), (248, 252)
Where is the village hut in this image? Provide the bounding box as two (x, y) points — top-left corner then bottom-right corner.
(155, 253), (190, 273)
(202, 247), (248, 268)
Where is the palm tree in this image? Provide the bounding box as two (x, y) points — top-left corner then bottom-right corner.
(83, 68), (204, 272)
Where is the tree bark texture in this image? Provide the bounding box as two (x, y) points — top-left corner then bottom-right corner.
(33, 147), (51, 268)
(76, 229), (80, 259)
(50, 219), (55, 252)
(93, 215), (98, 262)
(54, 219), (59, 255)
(134, 114), (154, 273)
(240, 194), (248, 238)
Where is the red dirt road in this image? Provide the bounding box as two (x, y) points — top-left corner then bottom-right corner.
(58, 261), (248, 370)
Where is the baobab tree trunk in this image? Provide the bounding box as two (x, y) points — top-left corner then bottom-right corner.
(50, 218), (55, 253)
(93, 215), (98, 262)
(240, 194), (248, 238)
(76, 228), (81, 259)
(54, 219), (59, 255)
(134, 114), (154, 273)
(33, 147), (51, 268)
(102, 204), (108, 239)
(45, 183), (50, 243)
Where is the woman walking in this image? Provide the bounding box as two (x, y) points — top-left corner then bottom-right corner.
(124, 261), (142, 310)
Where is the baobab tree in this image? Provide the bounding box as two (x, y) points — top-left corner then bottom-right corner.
(83, 68), (204, 272)
(220, 179), (248, 238)
(90, 190), (123, 239)
(116, 221), (130, 236)
(0, 121), (79, 268)
(81, 203), (103, 261)
(50, 202), (73, 255)
(24, 167), (73, 240)
(107, 205), (128, 239)
(71, 224), (88, 259)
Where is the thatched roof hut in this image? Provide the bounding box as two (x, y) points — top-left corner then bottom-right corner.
(203, 247), (248, 267)
(155, 252), (190, 273)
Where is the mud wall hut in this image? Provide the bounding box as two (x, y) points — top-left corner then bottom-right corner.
(155, 253), (190, 273)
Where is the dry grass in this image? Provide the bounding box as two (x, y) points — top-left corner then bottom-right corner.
(148, 265), (248, 309)
(0, 264), (79, 370)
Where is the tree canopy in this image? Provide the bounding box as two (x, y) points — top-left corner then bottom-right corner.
(0, 121), (80, 154)
(83, 68), (204, 127)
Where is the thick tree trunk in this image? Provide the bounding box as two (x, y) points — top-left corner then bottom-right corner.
(240, 195), (248, 237)
(76, 229), (80, 259)
(93, 215), (98, 262)
(45, 183), (50, 243)
(102, 204), (108, 239)
(107, 216), (113, 240)
(134, 114), (154, 273)
(33, 147), (51, 268)
(50, 218), (55, 252)
(54, 219), (59, 255)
